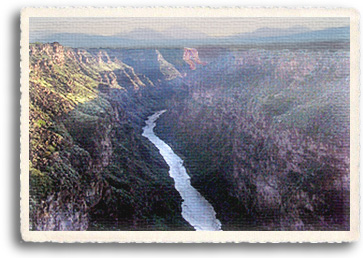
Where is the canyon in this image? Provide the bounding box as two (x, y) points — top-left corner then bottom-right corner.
(29, 42), (350, 231)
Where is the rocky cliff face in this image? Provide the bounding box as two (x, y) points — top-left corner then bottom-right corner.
(155, 48), (350, 230)
(29, 43), (190, 231)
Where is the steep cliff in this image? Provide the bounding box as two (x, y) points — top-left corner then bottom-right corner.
(29, 43), (190, 230)
(155, 48), (350, 230)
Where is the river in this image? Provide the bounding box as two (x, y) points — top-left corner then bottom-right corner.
(142, 110), (222, 231)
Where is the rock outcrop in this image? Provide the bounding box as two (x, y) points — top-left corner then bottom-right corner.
(183, 47), (207, 70)
(156, 50), (182, 80)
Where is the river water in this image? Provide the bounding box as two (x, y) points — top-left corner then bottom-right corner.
(142, 110), (222, 231)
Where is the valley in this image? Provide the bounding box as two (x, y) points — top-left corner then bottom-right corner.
(29, 41), (350, 231)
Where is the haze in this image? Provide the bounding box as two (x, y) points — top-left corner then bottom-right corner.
(30, 17), (349, 40)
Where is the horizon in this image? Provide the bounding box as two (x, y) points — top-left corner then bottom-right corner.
(30, 17), (350, 44)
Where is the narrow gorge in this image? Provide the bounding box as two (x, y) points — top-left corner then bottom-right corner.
(29, 42), (350, 231)
(142, 110), (222, 231)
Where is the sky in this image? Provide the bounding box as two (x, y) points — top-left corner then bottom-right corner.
(30, 17), (350, 40)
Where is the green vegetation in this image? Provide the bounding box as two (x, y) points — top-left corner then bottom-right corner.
(29, 43), (191, 231)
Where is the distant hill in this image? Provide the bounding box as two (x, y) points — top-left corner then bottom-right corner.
(161, 26), (210, 39)
(230, 26), (311, 39)
(31, 26), (350, 48)
(117, 28), (166, 40)
(229, 26), (349, 44)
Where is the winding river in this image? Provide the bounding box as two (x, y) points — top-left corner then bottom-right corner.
(142, 110), (222, 231)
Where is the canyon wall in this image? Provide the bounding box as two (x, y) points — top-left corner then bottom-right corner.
(155, 48), (350, 230)
(29, 43), (191, 230)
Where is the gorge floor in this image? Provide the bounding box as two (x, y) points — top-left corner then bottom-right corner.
(142, 110), (222, 231)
